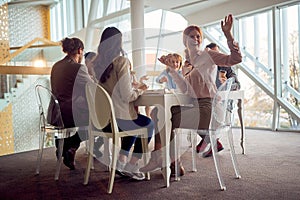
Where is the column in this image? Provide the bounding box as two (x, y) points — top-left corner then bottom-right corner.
(130, 0), (146, 79)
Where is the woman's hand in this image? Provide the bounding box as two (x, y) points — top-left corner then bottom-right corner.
(139, 75), (149, 83)
(158, 54), (174, 67)
(138, 83), (148, 90)
(221, 14), (234, 40)
(159, 76), (168, 83)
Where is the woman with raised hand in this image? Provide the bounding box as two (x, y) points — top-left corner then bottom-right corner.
(141, 14), (242, 176)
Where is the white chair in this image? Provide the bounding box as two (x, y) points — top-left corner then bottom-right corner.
(34, 84), (77, 180)
(174, 77), (241, 190)
(83, 81), (149, 194)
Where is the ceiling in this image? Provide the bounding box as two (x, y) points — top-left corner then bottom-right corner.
(144, 0), (231, 16)
(7, 0), (58, 6)
(6, 0), (230, 16)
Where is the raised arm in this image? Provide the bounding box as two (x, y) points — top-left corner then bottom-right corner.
(208, 14), (242, 66)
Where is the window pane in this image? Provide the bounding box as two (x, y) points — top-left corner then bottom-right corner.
(279, 3), (300, 125)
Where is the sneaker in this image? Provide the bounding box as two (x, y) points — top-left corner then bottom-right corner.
(93, 137), (104, 158)
(202, 140), (224, 158)
(93, 148), (103, 158)
(115, 160), (126, 177)
(170, 161), (185, 177)
(140, 152), (162, 173)
(123, 163), (145, 180)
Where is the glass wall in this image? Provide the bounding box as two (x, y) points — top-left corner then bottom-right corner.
(279, 3), (300, 129)
(48, 0), (299, 131)
(202, 2), (300, 130)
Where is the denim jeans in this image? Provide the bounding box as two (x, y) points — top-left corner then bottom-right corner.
(103, 114), (154, 159)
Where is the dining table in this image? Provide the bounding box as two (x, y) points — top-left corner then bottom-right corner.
(134, 89), (245, 187)
(134, 89), (192, 187)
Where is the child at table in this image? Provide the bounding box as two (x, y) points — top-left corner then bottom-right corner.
(140, 53), (183, 173)
(156, 53), (183, 90)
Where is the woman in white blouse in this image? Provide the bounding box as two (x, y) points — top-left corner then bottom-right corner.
(92, 27), (154, 181)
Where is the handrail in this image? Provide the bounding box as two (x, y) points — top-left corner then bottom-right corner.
(0, 37), (60, 65)
(0, 65), (52, 75)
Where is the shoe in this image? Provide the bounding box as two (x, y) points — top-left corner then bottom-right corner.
(123, 163), (145, 180)
(93, 137), (104, 158)
(63, 148), (76, 170)
(170, 161), (185, 177)
(115, 160), (127, 177)
(196, 139), (208, 153)
(140, 152), (162, 173)
(202, 140), (224, 158)
(93, 149), (103, 158)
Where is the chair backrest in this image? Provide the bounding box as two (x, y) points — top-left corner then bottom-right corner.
(85, 81), (119, 133)
(210, 77), (235, 130)
(35, 85), (64, 128)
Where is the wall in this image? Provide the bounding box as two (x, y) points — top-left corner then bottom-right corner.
(8, 5), (49, 46)
(0, 4), (51, 156)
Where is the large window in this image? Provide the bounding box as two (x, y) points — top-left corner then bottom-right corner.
(278, 3), (300, 129)
(203, 2), (300, 130)
(48, 0), (299, 130)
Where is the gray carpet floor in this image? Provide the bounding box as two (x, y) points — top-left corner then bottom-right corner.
(0, 128), (300, 200)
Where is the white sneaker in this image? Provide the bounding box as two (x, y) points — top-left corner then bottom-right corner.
(123, 163), (145, 180)
(116, 160), (126, 177)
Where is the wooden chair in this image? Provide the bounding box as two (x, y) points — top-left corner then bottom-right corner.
(83, 81), (149, 194)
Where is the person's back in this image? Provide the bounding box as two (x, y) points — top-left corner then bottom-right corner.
(51, 56), (82, 128)
(50, 37), (93, 170)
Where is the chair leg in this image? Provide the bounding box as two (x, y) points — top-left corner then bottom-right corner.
(35, 129), (45, 175)
(84, 135), (94, 185)
(55, 138), (64, 180)
(191, 131), (197, 172)
(210, 130), (226, 191)
(107, 138), (118, 194)
(227, 127), (241, 179)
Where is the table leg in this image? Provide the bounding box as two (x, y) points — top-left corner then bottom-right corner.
(237, 99), (245, 154)
(157, 104), (171, 187)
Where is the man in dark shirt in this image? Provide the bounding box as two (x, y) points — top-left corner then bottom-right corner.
(50, 37), (94, 169)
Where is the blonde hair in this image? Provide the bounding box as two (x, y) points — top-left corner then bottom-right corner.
(182, 25), (203, 47)
(172, 53), (182, 69)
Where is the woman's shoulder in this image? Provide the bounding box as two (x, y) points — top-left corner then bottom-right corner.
(112, 56), (131, 73)
(113, 56), (130, 65)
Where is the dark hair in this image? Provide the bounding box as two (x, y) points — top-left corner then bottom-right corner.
(206, 42), (218, 49)
(84, 52), (96, 60)
(93, 27), (124, 83)
(61, 37), (84, 55)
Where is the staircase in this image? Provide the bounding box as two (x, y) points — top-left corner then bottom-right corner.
(0, 75), (41, 110)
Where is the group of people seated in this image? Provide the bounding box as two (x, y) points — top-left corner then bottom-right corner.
(49, 14), (242, 180)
